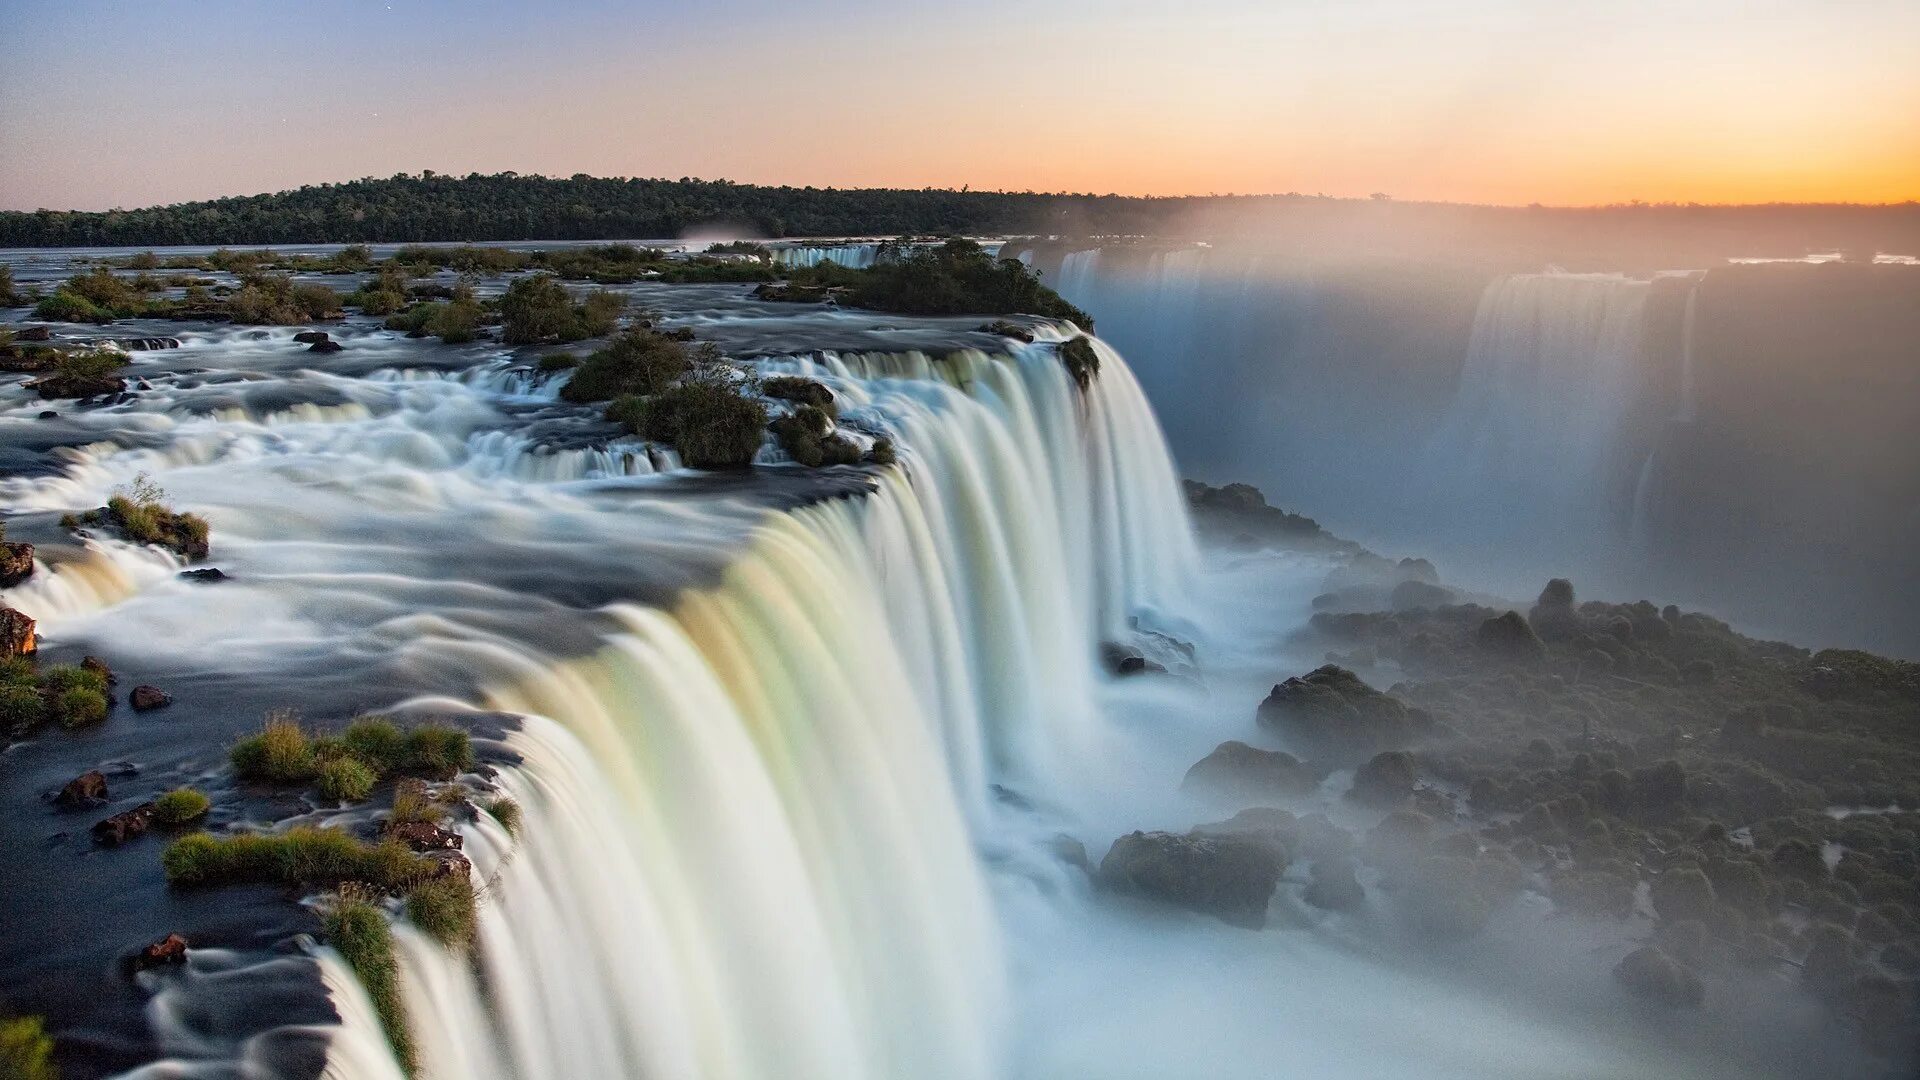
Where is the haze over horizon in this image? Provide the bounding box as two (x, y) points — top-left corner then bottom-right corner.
(3, 0), (1918, 213)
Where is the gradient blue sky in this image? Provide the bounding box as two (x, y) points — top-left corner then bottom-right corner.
(2, 0), (1916, 210)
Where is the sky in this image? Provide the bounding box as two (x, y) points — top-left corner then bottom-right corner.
(1, 0), (1916, 211)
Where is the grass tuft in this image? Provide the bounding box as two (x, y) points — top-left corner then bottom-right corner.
(151, 787), (211, 826)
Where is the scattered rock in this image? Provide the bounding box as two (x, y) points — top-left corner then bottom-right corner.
(55, 770), (110, 809)
(389, 821), (463, 852)
(1529, 578), (1582, 641)
(178, 568), (228, 583)
(93, 802), (156, 845)
(1346, 750), (1418, 807)
(1613, 946), (1705, 1007)
(1388, 578), (1454, 611)
(1303, 856), (1367, 911)
(1474, 611), (1546, 663)
(292, 331), (331, 344)
(37, 411), (58, 420)
(0, 541), (33, 587)
(1255, 664), (1427, 766)
(129, 685), (172, 712)
(18, 326), (53, 342)
(1098, 829), (1286, 928)
(1183, 740), (1321, 801)
(134, 932), (189, 970)
(1, 605), (36, 659)
(307, 339), (345, 354)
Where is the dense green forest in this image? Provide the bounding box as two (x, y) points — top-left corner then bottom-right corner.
(2, 173), (1916, 264)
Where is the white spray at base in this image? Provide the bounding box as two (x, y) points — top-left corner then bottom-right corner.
(328, 335), (1198, 1079)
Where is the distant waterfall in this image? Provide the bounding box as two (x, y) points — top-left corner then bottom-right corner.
(1425, 272), (1654, 537)
(331, 340), (1196, 1080)
(772, 244), (881, 270)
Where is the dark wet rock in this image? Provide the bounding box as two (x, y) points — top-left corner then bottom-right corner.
(0, 541), (33, 587)
(1474, 611), (1545, 663)
(93, 802), (157, 845)
(307, 339), (345, 354)
(1613, 946), (1704, 1007)
(1098, 829), (1286, 928)
(37, 410), (58, 419)
(1528, 578), (1582, 641)
(978, 320), (1035, 342)
(55, 770), (110, 809)
(26, 372), (128, 400)
(292, 331), (332, 344)
(1255, 664), (1427, 767)
(17, 325), (52, 342)
(134, 932), (189, 970)
(1303, 856), (1367, 911)
(1388, 578), (1454, 611)
(1347, 750), (1418, 807)
(425, 849), (472, 880)
(1051, 833), (1094, 875)
(389, 821), (463, 852)
(1100, 643), (1168, 677)
(112, 337), (181, 352)
(1183, 741), (1320, 801)
(179, 567), (228, 583)
(1, 605), (36, 659)
(129, 685), (172, 712)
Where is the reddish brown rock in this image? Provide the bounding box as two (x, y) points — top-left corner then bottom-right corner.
(0, 606), (34, 659)
(56, 770), (110, 809)
(129, 685), (172, 712)
(82, 655), (116, 684)
(390, 821), (463, 852)
(0, 542), (33, 588)
(135, 933), (189, 970)
(425, 850), (472, 880)
(93, 802), (156, 845)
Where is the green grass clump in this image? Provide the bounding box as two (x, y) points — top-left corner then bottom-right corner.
(343, 715), (407, 770)
(0, 1015), (58, 1080)
(151, 787), (212, 826)
(759, 375), (836, 412)
(484, 796), (522, 837)
(0, 684), (46, 733)
(404, 875), (477, 947)
(230, 714), (319, 783)
(38, 665), (108, 696)
(104, 473), (210, 559)
(389, 781), (448, 827)
(161, 826), (433, 889)
(52, 687), (109, 729)
(769, 404), (862, 468)
(317, 757), (379, 801)
(403, 725), (473, 778)
(559, 328), (693, 403)
(325, 894), (415, 1074)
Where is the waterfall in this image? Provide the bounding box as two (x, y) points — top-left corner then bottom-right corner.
(322, 337), (1196, 1079)
(771, 244), (881, 270)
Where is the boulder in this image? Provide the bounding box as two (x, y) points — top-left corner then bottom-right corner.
(134, 932), (189, 970)
(1098, 829), (1286, 928)
(55, 770), (110, 809)
(93, 802), (156, 845)
(129, 685), (172, 712)
(307, 339), (345, 354)
(178, 568), (228, 583)
(1255, 664), (1426, 766)
(1, 606), (35, 659)
(26, 372), (128, 400)
(1388, 578), (1454, 611)
(292, 331), (331, 344)
(1474, 611), (1545, 663)
(37, 411), (58, 420)
(18, 326), (53, 342)
(1303, 856), (1366, 911)
(0, 542), (33, 587)
(389, 820), (463, 852)
(1182, 741), (1320, 801)
(1346, 750), (1418, 808)
(1613, 946), (1704, 1007)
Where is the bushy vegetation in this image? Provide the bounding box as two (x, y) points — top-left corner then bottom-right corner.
(161, 826), (435, 888)
(499, 274), (625, 344)
(383, 281), (487, 343)
(558, 328), (695, 403)
(1059, 335), (1101, 388)
(82, 473), (210, 559)
(1, 660), (111, 734)
(0, 1015), (57, 1080)
(230, 712), (474, 794)
(324, 892), (414, 1074)
(405, 876), (477, 947)
(0, 265), (20, 307)
(609, 366), (768, 469)
(226, 273), (342, 325)
(769, 404), (862, 467)
(484, 796), (522, 837)
(151, 787), (212, 826)
(759, 375), (835, 413)
(780, 239), (1094, 329)
(26, 349), (128, 399)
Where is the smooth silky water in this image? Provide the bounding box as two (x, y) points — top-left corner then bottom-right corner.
(0, 259), (1832, 1080)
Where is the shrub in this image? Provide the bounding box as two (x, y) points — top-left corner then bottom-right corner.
(52, 687), (109, 728)
(537, 352), (580, 372)
(485, 796), (522, 837)
(39, 664), (107, 697)
(0, 1015), (57, 1080)
(161, 827), (433, 889)
(577, 289), (627, 337)
(405, 875), (477, 947)
(0, 264), (19, 306)
(789, 238), (1094, 328)
(226, 273), (341, 325)
(499, 273), (579, 344)
(151, 787), (212, 825)
(621, 367), (768, 469)
(105, 473), (210, 559)
(560, 329), (692, 403)
(34, 289), (109, 323)
(0, 684), (46, 733)
(867, 436), (897, 466)
(52, 349), (127, 383)
(230, 714), (319, 783)
(317, 756), (379, 801)
(325, 894), (414, 1073)
(1059, 336), (1100, 389)
(760, 375), (835, 412)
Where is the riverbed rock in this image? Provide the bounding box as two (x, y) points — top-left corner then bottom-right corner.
(93, 802), (156, 845)
(1346, 750), (1418, 808)
(389, 821), (463, 852)
(134, 932), (189, 970)
(424, 849), (472, 880)
(1474, 611), (1546, 663)
(0, 542), (33, 587)
(1388, 578), (1454, 611)
(307, 339), (344, 354)
(1303, 855), (1367, 911)
(178, 568), (228, 583)
(1528, 578), (1582, 641)
(1613, 945), (1705, 1007)
(1182, 740), (1320, 801)
(1255, 664), (1426, 766)
(129, 685), (172, 712)
(17, 326), (52, 342)
(26, 372), (128, 400)
(1, 606), (36, 659)
(55, 770), (110, 809)
(292, 331), (331, 344)
(1098, 829), (1286, 928)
